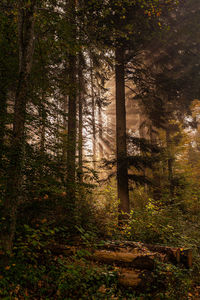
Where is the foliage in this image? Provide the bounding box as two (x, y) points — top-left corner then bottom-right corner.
(1, 179), (200, 299)
(56, 260), (118, 299)
(1, 0), (200, 298)
(0, 220), (197, 300)
(119, 201), (200, 249)
(93, 179), (200, 249)
(90, 181), (120, 238)
(153, 262), (192, 300)
(0, 222), (119, 299)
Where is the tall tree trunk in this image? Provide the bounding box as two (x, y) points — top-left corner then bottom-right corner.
(1, 1), (36, 253)
(78, 56), (84, 182)
(39, 96), (46, 157)
(166, 127), (174, 199)
(90, 58), (96, 169)
(139, 112), (147, 192)
(66, 52), (77, 205)
(115, 46), (129, 220)
(62, 95), (68, 167)
(66, 0), (77, 212)
(39, 95), (46, 180)
(0, 88), (7, 169)
(98, 104), (103, 159)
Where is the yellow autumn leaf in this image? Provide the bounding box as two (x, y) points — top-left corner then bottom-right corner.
(41, 218), (47, 223)
(188, 293), (193, 297)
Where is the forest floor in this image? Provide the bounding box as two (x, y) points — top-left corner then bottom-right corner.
(49, 240), (200, 299)
(1, 232), (200, 299)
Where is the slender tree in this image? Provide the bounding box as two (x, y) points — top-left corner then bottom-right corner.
(66, 0), (77, 215)
(1, 0), (36, 252)
(77, 53), (85, 182)
(115, 46), (129, 217)
(90, 56), (97, 169)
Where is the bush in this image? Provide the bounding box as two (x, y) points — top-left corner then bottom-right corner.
(153, 262), (192, 299)
(120, 198), (200, 249)
(0, 223), (120, 299)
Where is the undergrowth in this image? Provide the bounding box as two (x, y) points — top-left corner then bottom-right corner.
(0, 221), (198, 299)
(1, 182), (200, 299)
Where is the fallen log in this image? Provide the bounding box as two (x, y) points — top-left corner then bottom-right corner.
(45, 241), (192, 290)
(91, 249), (165, 270)
(118, 268), (153, 289)
(47, 240), (192, 268)
(118, 269), (142, 287)
(180, 248), (192, 268)
(98, 241), (192, 268)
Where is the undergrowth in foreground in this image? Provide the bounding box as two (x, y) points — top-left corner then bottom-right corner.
(0, 223), (117, 299)
(0, 221), (197, 300)
(1, 182), (200, 299)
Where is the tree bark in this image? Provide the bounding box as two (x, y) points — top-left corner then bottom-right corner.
(139, 112), (148, 192)
(90, 57), (96, 169)
(66, 0), (77, 213)
(39, 95), (46, 157)
(98, 104), (104, 159)
(78, 55), (84, 182)
(92, 250), (157, 270)
(66, 53), (77, 206)
(99, 240), (192, 268)
(0, 88), (7, 168)
(1, 0), (36, 253)
(115, 46), (129, 219)
(166, 127), (174, 199)
(62, 94), (68, 167)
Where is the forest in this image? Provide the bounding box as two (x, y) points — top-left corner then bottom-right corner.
(1, 0), (200, 299)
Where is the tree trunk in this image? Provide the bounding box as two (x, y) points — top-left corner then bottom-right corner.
(139, 112), (148, 192)
(78, 56), (84, 182)
(66, 0), (77, 214)
(98, 104), (103, 159)
(90, 57), (96, 169)
(1, 1), (36, 253)
(0, 88), (7, 169)
(166, 127), (174, 199)
(39, 96), (46, 157)
(115, 46), (129, 220)
(62, 95), (68, 166)
(66, 53), (77, 206)
(38, 95), (46, 180)
(92, 250), (157, 270)
(98, 240), (192, 268)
